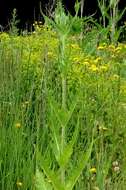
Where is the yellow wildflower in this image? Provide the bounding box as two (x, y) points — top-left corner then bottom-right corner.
(89, 64), (99, 72)
(94, 57), (102, 64)
(15, 123), (21, 129)
(90, 167), (97, 174)
(97, 45), (105, 50)
(82, 61), (90, 66)
(99, 65), (109, 72)
(16, 181), (23, 187)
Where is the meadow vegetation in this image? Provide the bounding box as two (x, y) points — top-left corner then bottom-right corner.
(0, 1), (126, 189)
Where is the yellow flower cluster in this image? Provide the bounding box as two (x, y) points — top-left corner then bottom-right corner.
(0, 32), (10, 41)
(0, 26), (125, 101)
(97, 43), (126, 57)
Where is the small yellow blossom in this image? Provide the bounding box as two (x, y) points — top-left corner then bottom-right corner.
(89, 64), (99, 72)
(94, 57), (102, 63)
(82, 61), (90, 66)
(16, 181), (23, 187)
(97, 45), (105, 50)
(15, 123), (21, 129)
(90, 167), (97, 174)
(99, 65), (109, 72)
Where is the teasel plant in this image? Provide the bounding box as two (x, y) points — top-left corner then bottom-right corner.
(36, 1), (94, 190)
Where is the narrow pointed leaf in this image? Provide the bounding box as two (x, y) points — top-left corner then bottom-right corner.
(49, 95), (64, 127)
(38, 152), (65, 190)
(58, 118), (79, 167)
(49, 118), (61, 162)
(63, 94), (79, 128)
(66, 141), (93, 190)
(117, 7), (126, 22)
(36, 169), (53, 190)
(49, 93), (79, 128)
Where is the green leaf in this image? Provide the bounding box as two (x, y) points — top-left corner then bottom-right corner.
(117, 7), (126, 23)
(38, 152), (65, 190)
(66, 141), (94, 190)
(49, 117), (61, 163)
(74, 0), (80, 16)
(49, 93), (79, 128)
(36, 169), (53, 190)
(58, 118), (79, 167)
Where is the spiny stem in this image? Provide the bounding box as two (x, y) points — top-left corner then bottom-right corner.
(61, 74), (67, 185)
(60, 36), (67, 185)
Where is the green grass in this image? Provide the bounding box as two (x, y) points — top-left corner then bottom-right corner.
(0, 1), (126, 189)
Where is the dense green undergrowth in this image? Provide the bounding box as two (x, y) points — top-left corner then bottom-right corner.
(0, 1), (126, 190)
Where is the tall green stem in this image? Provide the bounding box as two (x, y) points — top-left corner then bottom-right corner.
(61, 74), (67, 150)
(103, 0), (106, 28)
(60, 36), (67, 185)
(110, 0), (119, 43)
(110, 6), (116, 43)
(61, 74), (66, 184)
